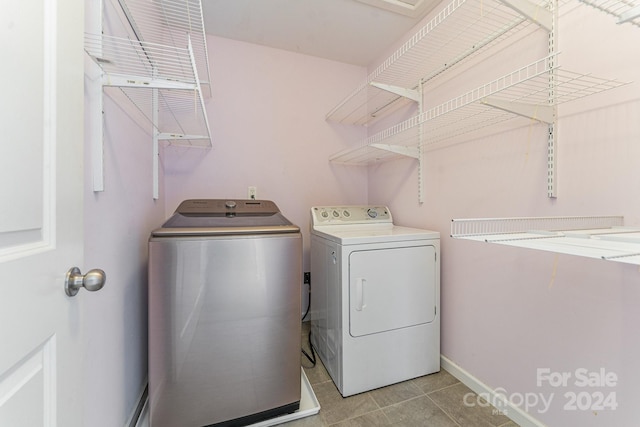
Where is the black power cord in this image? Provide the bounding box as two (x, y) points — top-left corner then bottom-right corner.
(301, 289), (311, 322)
(301, 330), (316, 367)
(301, 280), (316, 367)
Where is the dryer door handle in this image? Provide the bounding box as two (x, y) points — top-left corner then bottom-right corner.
(355, 278), (366, 311)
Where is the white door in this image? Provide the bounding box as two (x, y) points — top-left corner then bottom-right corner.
(0, 0), (86, 426)
(349, 245), (436, 337)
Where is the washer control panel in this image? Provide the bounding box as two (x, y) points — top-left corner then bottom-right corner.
(311, 206), (392, 225)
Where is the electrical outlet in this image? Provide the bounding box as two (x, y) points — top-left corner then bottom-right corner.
(304, 272), (311, 285)
(248, 186), (257, 200)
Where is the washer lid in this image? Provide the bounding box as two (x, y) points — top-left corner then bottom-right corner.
(152, 199), (300, 236)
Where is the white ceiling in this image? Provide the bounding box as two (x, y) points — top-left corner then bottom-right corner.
(201, 0), (441, 67)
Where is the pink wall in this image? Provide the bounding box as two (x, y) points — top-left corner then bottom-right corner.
(368, 4), (640, 426)
(81, 3), (640, 426)
(83, 92), (167, 425)
(163, 36), (368, 272)
(82, 1), (169, 425)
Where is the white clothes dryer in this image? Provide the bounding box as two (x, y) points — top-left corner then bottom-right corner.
(309, 205), (440, 397)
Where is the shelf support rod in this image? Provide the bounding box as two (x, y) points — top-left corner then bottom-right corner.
(480, 98), (554, 123)
(547, 0), (558, 198)
(89, 0), (104, 192)
(417, 81), (424, 204)
(152, 86), (159, 200)
(117, 0), (144, 43)
(499, 0), (552, 31)
(151, 39), (160, 200)
(370, 82), (421, 103)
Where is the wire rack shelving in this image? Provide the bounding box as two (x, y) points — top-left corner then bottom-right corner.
(578, 0), (640, 26)
(86, 0), (213, 198)
(451, 216), (640, 265)
(326, 0), (551, 126)
(330, 54), (628, 164)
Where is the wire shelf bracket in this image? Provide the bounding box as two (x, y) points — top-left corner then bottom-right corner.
(369, 83), (422, 103)
(370, 144), (421, 158)
(499, 0), (552, 30)
(480, 98), (555, 123)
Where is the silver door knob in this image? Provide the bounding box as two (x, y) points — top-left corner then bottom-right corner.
(65, 267), (106, 297)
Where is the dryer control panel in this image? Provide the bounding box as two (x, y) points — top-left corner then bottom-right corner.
(311, 206), (392, 225)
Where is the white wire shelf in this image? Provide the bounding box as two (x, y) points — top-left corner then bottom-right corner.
(578, 0), (640, 26)
(329, 114), (422, 164)
(329, 55), (628, 165)
(326, 0), (549, 125)
(116, 0), (212, 95)
(85, 33), (211, 147)
(422, 59), (628, 145)
(451, 216), (640, 266)
(86, 34), (198, 88)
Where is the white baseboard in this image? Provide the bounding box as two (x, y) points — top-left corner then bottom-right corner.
(441, 355), (546, 427)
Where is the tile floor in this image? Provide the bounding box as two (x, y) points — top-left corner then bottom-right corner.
(280, 322), (519, 427)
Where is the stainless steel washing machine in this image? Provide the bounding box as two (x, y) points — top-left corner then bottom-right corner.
(148, 199), (302, 427)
